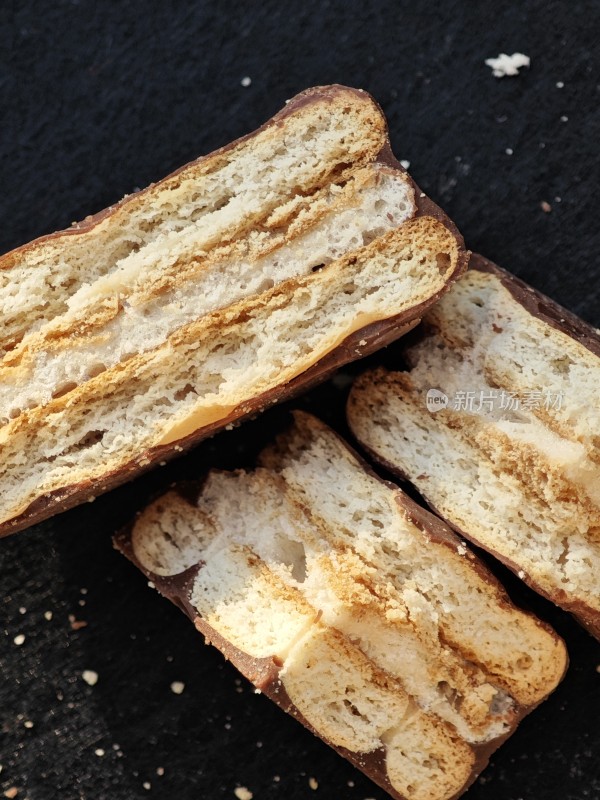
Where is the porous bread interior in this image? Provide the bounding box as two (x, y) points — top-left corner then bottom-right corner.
(258, 413), (566, 707)
(347, 269), (600, 616)
(0, 216), (458, 527)
(0, 167), (415, 424)
(130, 415), (564, 798)
(0, 86), (386, 353)
(131, 428), (494, 800)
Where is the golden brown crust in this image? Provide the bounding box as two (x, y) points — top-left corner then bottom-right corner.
(113, 413), (567, 800)
(0, 85), (467, 536)
(347, 253), (600, 641)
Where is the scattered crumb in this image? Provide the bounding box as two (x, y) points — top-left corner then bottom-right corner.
(505, 147), (513, 155)
(18, 607), (26, 614)
(485, 52), (530, 78)
(540, 201), (552, 213)
(13, 634), (25, 646)
(234, 789), (253, 800)
(95, 748), (105, 757)
(595, 665), (600, 674)
(4, 788), (18, 799)
(560, 115), (568, 122)
(399, 159), (410, 170)
(273, 776), (280, 783)
(156, 767), (165, 777)
(347, 781), (355, 787)
(358, 339), (367, 347)
(112, 744), (120, 751)
(44, 611), (53, 621)
(143, 782), (151, 791)
(170, 681), (185, 695)
(556, 81), (564, 88)
(69, 614), (88, 630)
(241, 76), (252, 87)
(82, 670), (99, 686)
(80, 588), (88, 595)
(457, 543), (467, 556)
(309, 777), (319, 790)
(518, 570), (526, 579)
(78, 599), (86, 607)
(256, 741), (262, 748)
(23, 720), (34, 729)
(253, 688), (262, 694)
(147, 581), (155, 589)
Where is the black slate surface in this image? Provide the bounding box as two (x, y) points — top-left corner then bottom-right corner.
(1, 2), (599, 799)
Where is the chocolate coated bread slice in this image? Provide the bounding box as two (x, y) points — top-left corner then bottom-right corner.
(0, 85), (466, 536)
(116, 412), (567, 800)
(348, 254), (600, 639)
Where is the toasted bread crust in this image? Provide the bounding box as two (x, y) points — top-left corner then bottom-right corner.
(348, 254), (600, 640)
(0, 86), (467, 536)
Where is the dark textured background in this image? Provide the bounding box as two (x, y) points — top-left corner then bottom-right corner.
(1, 1), (599, 799)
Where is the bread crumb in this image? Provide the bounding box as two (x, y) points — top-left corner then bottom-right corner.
(308, 777), (319, 790)
(234, 788), (253, 800)
(485, 52), (530, 78)
(595, 665), (600, 674)
(156, 767), (165, 776)
(518, 570), (526, 579)
(4, 788), (18, 799)
(82, 669), (99, 686)
(95, 748), (105, 757)
(505, 148), (513, 155)
(69, 614), (88, 630)
(13, 634), (25, 646)
(241, 77), (252, 87)
(170, 681), (185, 695)
(44, 611), (53, 621)
(148, 581), (155, 589)
(457, 543), (467, 556)
(560, 115), (568, 122)
(143, 782), (151, 791)
(23, 720), (33, 729)
(399, 159), (410, 169)
(540, 201), (552, 213)
(18, 607), (26, 614)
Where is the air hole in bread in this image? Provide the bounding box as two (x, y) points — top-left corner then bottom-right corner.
(52, 381), (78, 399)
(435, 253), (451, 275)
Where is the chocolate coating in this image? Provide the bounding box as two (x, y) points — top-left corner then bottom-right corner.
(0, 85), (467, 538)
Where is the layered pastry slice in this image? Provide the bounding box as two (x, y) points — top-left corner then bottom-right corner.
(116, 412), (567, 800)
(348, 254), (600, 639)
(0, 85), (466, 535)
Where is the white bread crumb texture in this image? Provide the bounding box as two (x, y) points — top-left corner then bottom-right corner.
(131, 413), (566, 800)
(0, 86), (463, 530)
(348, 268), (600, 620)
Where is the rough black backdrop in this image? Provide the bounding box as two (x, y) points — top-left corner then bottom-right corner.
(1, 2), (599, 799)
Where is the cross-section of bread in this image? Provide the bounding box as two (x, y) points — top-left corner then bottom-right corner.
(348, 254), (600, 640)
(0, 85), (467, 536)
(116, 412), (567, 800)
